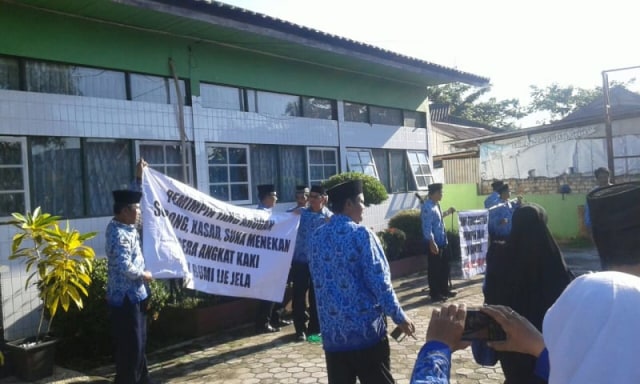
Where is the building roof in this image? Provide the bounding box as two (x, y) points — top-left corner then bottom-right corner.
(449, 87), (640, 145)
(15, 0), (489, 87)
(432, 121), (494, 141)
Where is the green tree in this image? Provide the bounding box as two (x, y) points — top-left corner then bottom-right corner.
(426, 83), (526, 131)
(527, 83), (600, 123)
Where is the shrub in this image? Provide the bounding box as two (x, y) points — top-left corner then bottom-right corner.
(377, 228), (407, 261)
(387, 209), (425, 256)
(53, 258), (169, 366)
(322, 172), (388, 206)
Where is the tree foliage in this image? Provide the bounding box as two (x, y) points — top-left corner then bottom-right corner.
(426, 83), (527, 131)
(527, 83), (600, 123)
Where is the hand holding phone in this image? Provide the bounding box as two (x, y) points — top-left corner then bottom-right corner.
(462, 310), (506, 341)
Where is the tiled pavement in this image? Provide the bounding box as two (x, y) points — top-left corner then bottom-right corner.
(0, 273), (506, 384)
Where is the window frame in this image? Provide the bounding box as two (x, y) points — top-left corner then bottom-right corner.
(0, 136), (30, 217)
(307, 147), (339, 187)
(406, 150), (433, 190)
(205, 143), (252, 204)
(346, 148), (379, 179)
(199, 82), (244, 111)
(136, 141), (194, 186)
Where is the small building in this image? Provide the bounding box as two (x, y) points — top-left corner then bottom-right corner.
(0, 0), (487, 339)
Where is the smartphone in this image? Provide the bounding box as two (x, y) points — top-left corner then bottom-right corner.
(461, 310), (506, 341)
(390, 326), (406, 342)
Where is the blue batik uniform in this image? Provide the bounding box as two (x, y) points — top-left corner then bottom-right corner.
(488, 200), (518, 239)
(105, 220), (148, 306)
(309, 214), (407, 352)
(256, 203), (272, 212)
(409, 342), (550, 383)
(421, 199), (447, 247)
(484, 191), (500, 209)
(292, 206), (332, 264)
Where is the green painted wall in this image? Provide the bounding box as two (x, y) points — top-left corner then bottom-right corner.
(439, 184), (586, 239)
(0, 3), (427, 110)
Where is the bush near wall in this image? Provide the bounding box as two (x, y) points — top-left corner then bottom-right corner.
(53, 258), (169, 367)
(388, 209), (425, 256)
(322, 172), (388, 206)
(376, 228), (407, 261)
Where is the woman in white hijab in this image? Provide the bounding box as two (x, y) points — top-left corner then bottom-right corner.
(484, 270), (640, 383)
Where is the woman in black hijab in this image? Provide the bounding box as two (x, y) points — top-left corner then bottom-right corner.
(493, 203), (573, 384)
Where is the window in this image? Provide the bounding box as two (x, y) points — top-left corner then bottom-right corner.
(407, 150), (433, 190)
(85, 139), (133, 216)
(200, 83), (243, 110)
(279, 146), (307, 202)
(347, 149), (378, 177)
(302, 97), (335, 120)
(207, 145), (250, 203)
(403, 110), (427, 128)
(25, 61), (127, 100)
(130, 73), (187, 105)
(0, 137), (28, 216)
(344, 102), (369, 123)
(308, 148), (338, 186)
(250, 145), (279, 204)
(256, 91), (300, 116)
(0, 56), (19, 90)
(30, 137), (84, 218)
(372, 149), (409, 193)
(370, 106), (403, 126)
(139, 142), (193, 184)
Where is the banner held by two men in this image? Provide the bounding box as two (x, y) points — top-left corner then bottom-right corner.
(141, 168), (300, 302)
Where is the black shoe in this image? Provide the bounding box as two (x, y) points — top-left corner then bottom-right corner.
(256, 324), (280, 334)
(295, 332), (306, 342)
(273, 319), (293, 327)
(431, 295), (447, 302)
(444, 290), (458, 298)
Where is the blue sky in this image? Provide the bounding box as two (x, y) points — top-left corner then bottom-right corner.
(222, 0), (640, 126)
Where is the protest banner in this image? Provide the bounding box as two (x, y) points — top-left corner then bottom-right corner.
(457, 210), (489, 279)
(141, 168), (300, 302)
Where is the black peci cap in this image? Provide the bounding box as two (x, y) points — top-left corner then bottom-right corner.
(327, 180), (363, 206)
(587, 182), (640, 267)
(257, 184), (277, 200)
(428, 183), (443, 194)
(310, 185), (326, 195)
(295, 185), (310, 194)
(497, 184), (510, 194)
(491, 180), (505, 191)
(112, 190), (142, 205)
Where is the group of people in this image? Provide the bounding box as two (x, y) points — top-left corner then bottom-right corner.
(410, 178), (640, 384)
(105, 158), (633, 384)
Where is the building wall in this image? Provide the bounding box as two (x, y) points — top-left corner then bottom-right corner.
(443, 158), (479, 184)
(0, 3), (434, 340)
(0, 2), (429, 111)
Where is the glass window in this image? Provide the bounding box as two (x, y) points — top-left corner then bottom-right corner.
(390, 150), (409, 193)
(346, 149), (378, 178)
(207, 145), (250, 203)
(245, 89), (258, 113)
(308, 148), (338, 186)
(279, 146), (307, 202)
(139, 142), (193, 184)
(344, 102), (369, 123)
(30, 137), (84, 218)
(0, 57), (19, 90)
(85, 139), (133, 216)
(302, 97), (335, 120)
(404, 110), (427, 128)
(256, 91), (300, 116)
(25, 61), (126, 100)
(370, 106), (403, 126)
(0, 137), (27, 216)
(407, 150), (432, 190)
(200, 83), (242, 110)
(372, 149), (390, 192)
(130, 73), (187, 105)
(250, 145), (279, 204)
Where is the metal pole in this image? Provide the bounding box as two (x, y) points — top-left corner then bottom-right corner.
(602, 71), (615, 182)
(169, 58), (188, 185)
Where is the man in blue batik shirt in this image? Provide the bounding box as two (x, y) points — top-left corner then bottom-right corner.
(291, 185), (331, 341)
(106, 189), (154, 384)
(484, 180), (504, 209)
(287, 185), (309, 212)
(484, 184), (521, 304)
(309, 180), (415, 384)
(421, 183), (456, 302)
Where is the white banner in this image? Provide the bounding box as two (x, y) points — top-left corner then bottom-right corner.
(141, 168), (300, 302)
(457, 210), (489, 279)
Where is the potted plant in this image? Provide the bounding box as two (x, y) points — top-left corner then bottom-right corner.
(6, 207), (96, 381)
